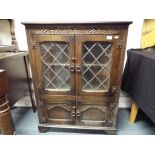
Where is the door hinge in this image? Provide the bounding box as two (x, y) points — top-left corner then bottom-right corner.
(37, 82), (41, 89)
(39, 100), (44, 107)
(30, 40), (37, 49)
(117, 41), (123, 49)
(111, 86), (118, 94)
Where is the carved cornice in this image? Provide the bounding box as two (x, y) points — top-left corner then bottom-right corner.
(34, 28), (119, 35)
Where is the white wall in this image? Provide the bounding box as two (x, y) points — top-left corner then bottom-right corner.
(14, 19), (144, 51)
(1, 0), (151, 50)
(126, 19), (143, 49)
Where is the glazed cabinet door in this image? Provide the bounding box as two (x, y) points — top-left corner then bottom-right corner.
(33, 35), (75, 96)
(39, 99), (76, 125)
(76, 35), (118, 97)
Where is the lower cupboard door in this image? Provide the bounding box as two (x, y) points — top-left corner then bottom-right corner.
(76, 100), (109, 127)
(41, 99), (76, 125)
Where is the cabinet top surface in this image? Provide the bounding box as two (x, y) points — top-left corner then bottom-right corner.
(22, 21), (132, 26)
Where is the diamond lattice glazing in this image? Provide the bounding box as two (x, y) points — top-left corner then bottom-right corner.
(40, 42), (70, 90)
(82, 42), (112, 91)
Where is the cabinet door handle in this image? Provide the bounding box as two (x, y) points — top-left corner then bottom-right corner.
(71, 106), (76, 117)
(76, 65), (81, 72)
(70, 65), (75, 72)
(71, 110), (75, 117)
(76, 110), (80, 117)
(71, 57), (76, 61)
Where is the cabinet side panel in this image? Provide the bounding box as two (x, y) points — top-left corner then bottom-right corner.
(25, 28), (42, 122)
(112, 28), (130, 127)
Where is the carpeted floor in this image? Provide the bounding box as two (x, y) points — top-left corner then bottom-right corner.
(11, 107), (155, 135)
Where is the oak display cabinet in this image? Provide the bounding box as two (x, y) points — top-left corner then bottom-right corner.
(23, 22), (132, 134)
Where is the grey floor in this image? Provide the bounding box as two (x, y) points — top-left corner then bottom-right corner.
(11, 107), (155, 135)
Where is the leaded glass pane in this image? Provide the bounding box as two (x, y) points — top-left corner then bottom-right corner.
(82, 42), (112, 92)
(39, 42), (70, 91)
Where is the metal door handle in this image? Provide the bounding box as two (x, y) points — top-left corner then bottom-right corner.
(70, 65), (75, 72)
(76, 65), (81, 72)
(71, 106), (76, 117)
(71, 57), (76, 61)
(76, 110), (80, 117)
(71, 110), (75, 117)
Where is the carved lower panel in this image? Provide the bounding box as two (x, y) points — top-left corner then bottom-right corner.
(39, 100), (118, 127)
(77, 104), (108, 126)
(41, 101), (76, 125)
(38, 98), (118, 127)
(47, 104), (71, 112)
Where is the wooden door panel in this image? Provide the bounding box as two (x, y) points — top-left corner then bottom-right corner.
(33, 35), (75, 96)
(76, 35), (118, 97)
(40, 99), (76, 125)
(76, 99), (110, 127)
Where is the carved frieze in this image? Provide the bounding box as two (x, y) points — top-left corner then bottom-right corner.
(34, 28), (119, 35)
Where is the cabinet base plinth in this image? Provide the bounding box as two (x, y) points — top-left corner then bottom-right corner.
(38, 124), (116, 135)
(38, 126), (49, 133)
